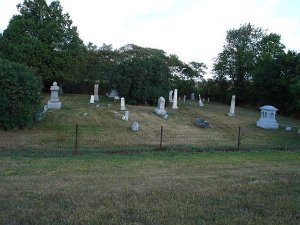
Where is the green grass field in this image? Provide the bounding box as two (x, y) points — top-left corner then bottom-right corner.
(1, 151), (299, 225)
(1, 94), (300, 224)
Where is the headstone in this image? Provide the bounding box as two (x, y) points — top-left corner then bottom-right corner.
(207, 97), (210, 103)
(172, 89), (178, 109)
(183, 95), (186, 103)
(285, 126), (292, 131)
(94, 83), (99, 101)
(120, 97), (126, 110)
(193, 118), (209, 128)
(131, 121), (139, 131)
(154, 96), (167, 116)
(228, 95), (236, 116)
(125, 111), (129, 121)
(108, 89), (118, 98)
(256, 105), (279, 129)
(42, 105), (48, 113)
(202, 98), (205, 103)
(191, 93), (195, 101)
(198, 95), (204, 107)
(169, 90), (173, 102)
(89, 95), (95, 104)
(298, 128), (300, 134)
(47, 81), (61, 109)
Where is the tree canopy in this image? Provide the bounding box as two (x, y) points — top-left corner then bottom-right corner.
(0, 0), (86, 84)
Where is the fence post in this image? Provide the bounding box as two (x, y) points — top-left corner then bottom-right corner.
(160, 126), (163, 150)
(74, 123), (79, 155)
(237, 126), (241, 151)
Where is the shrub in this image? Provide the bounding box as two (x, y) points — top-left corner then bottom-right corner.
(0, 58), (42, 129)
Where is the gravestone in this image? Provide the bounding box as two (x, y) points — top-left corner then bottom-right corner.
(191, 93), (195, 101)
(125, 111), (129, 121)
(202, 98), (205, 103)
(120, 97), (126, 110)
(198, 94), (204, 107)
(89, 95), (95, 104)
(256, 105), (279, 129)
(108, 89), (118, 98)
(172, 89), (178, 109)
(47, 81), (61, 109)
(228, 95), (236, 116)
(131, 121), (139, 131)
(183, 95), (186, 103)
(94, 82), (99, 101)
(207, 97), (210, 103)
(193, 118), (209, 128)
(298, 128), (300, 134)
(169, 90), (173, 102)
(154, 96), (167, 116)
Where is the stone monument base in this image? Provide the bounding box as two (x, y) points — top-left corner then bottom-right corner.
(48, 100), (61, 109)
(256, 120), (278, 129)
(154, 108), (166, 116)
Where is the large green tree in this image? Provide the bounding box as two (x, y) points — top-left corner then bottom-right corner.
(0, 0), (86, 85)
(213, 23), (266, 102)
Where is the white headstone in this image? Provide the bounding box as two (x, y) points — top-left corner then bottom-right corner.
(228, 95), (236, 116)
(256, 105), (279, 129)
(47, 81), (61, 109)
(89, 95), (95, 104)
(198, 94), (204, 107)
(120, 97), (126, 110)
(94, 84), (99, 101)
(183, 95), (186, 103)
(169, 90), (173, 102)
(131, 121), (139, 131)
(154, 96), (167, 115)
(125, 111), (129, 121)
(207, 97), (210, 103)
(172, 89), (178, 109)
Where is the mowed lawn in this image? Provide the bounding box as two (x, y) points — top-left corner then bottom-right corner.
(0, 151), (299, 225)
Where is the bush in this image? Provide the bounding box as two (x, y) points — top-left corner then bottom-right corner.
(0, 58), (42, 129)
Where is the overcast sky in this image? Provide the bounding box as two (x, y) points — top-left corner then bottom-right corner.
(1, 0), (300, 77)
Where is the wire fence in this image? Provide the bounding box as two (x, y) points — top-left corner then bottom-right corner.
(0, 124), (299, 156)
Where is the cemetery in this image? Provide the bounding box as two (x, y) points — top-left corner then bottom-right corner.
(0, 1), (300, 224)
(1, 92), (299, 154)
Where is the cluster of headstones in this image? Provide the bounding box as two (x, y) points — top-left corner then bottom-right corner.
(45, 82), (299, 133)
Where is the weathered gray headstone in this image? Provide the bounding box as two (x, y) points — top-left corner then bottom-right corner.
(47, 81), (61, 109)
(256, 105), (279, 129)
(228, 95), (236, 116)
(94, 83), (99, 101)
(191, 93), (195, 101)
(193, 118), (209, 128)
(125, 111), (129, 121)
(183, 95), (186, 103)
(169, 90), (173, 102)
(154, 96), (167, 116)
(131, 121), (139, 131)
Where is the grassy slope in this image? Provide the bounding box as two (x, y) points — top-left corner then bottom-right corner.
(13, 94), (300, 151)
(0, 151), (299, 225)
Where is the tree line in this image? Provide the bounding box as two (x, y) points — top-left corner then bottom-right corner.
(0, 0), (299, 128)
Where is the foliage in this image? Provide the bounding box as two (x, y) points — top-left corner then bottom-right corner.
(213, 23), (266, 102)
(0, 0), (86, 85)
(212, 23), (300, 115)
(0, 58), (42, 129)
(112, 54), (171, 105)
